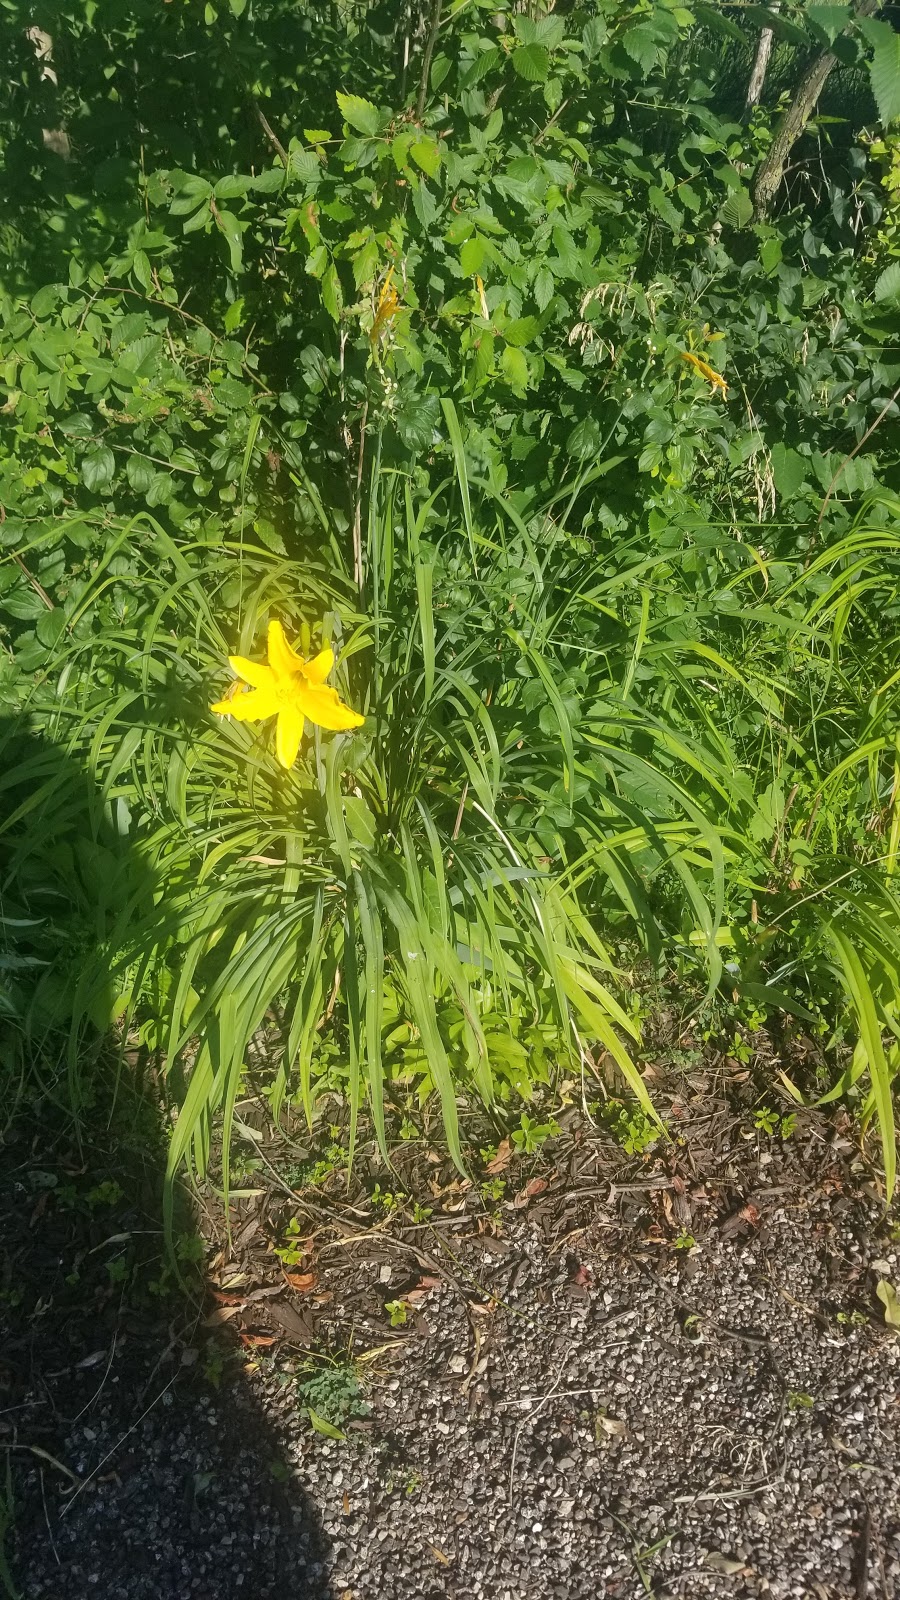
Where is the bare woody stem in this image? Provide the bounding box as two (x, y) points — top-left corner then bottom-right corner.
(752, 0), (881, 220)
(415, 0), (443, 122)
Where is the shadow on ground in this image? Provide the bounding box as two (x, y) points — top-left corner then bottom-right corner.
(0, 722), (331, 1600)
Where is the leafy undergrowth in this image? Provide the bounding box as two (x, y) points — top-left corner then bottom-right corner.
(3, 0), (900, 1215)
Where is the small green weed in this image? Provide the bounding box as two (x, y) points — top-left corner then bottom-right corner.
(274, 1217), (308, 1267)
(753, 1107), (797, 1139)
(511, 1112), (559, 1155)
(296, 1361), (368, 1429)
(600, 1099), (660, 1156)
(786, 1390), (814, 1411)
(384, 1299), (408, 1327)
(480, 1176), (506, 1203)
(370, 1184), (408, 1214)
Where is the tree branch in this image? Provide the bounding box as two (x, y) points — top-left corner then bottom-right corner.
(415, 0), (443, 122)
(752, 0), (881, 220)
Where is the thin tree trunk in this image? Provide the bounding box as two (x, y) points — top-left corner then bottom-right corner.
(744, 25), (775, 119)
(752, 0), (881, 220)
(415, 0), (443, 121)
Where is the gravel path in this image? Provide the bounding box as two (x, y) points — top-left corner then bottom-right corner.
(6, 1085), (900, 1599)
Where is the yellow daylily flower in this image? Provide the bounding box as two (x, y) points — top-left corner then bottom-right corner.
(211, 619), (364, 770)
(369, 266), (400, 345)
(680, 350), (728, 395)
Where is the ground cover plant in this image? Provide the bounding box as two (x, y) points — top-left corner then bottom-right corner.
(3, 0), (900, 1218)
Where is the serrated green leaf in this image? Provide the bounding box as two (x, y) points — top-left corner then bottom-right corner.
(875, 261), (900, 303)
(719, 188), (754, 229)
(504, 315), (539, 347)
(322, 262), (343, 322)
(336, 91), (381, 137)
(410, 138), (441, 179)
(648, 185), (683, 231)
(460, 235), (487, 276)
(512, 42), (550, 82)
(582, 16), (608, 57)
(861, 18), (900, 125)
(806, 5), (850, 45)
(534, 265), (554, 311)
(501, 344), (529, 392)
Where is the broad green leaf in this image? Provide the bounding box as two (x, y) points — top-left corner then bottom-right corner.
(126, 454), (156, 493)
(648, 185), (683, 231)
(876, 1279), (900, 1328)
(512, 43), (550, 82)
(322, 262), (343, 322)
(215, 209), (244, 271)
(460, 235), (487, 276)
(81, 446), (115, 492)
(504, 315), (539, 347)
(582, 17), (608, 57)
(694, 2), (744, 41)
(568, 415), (602, 459)
(719, 188), (754, 229)
(410, 138), (441, 179)
(744, 4), (808, 44)
(875, 261), (900, 304)
(307, 1409), (346, 1439)
(770, 442), (807, 500)
(471, 329), (495, 386)
(36, 608), (66, 649)
(534, 265), (554, 311)
(336, 91), (381, 137)
(501, 344), (529, 393)
(859, 17), (900, 124)
(806, 5), (850, 45)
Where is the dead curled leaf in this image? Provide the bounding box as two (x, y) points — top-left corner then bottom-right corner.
(204, 1304), (242, 1325)
(512, 1176), (548, 1208)
(485, 1138), (513, 1175)
(595, 1414), (627, 1439)
(283, 1270), (317, 1292)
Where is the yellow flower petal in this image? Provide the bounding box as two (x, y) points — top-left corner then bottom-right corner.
(275, 706), (304, 768)
(212, 686), (280, 722)
(304, 646), (335, 685)
(267, 619), (304, 678)
(228, 655), (275, 691)
(296, 681), (365, 732)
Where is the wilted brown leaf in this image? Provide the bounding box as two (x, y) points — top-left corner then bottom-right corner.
(283, 1270), (317, 1292)
(485, 1138), (513, 1175)
(513, 1176), (548, 1208)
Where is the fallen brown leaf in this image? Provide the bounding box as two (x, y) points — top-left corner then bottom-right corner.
(283, 1270), (317, 1292)
(513, 1176), (548, 1208)
(204, 1304), (242, 1326)
(485, 1138), (513, 1175)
